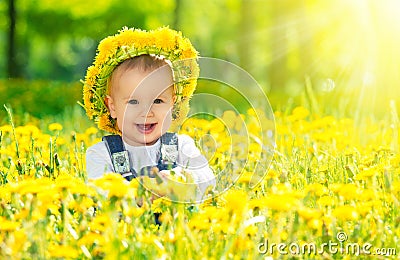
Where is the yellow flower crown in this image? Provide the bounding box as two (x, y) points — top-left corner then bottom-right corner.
(82, 27), (199, 134)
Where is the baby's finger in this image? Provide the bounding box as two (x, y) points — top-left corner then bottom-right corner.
(154, 171), (168, 184)
(158, 170), (171, 179)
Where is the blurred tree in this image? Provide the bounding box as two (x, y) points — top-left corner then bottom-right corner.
(173, 0), (182, 30)
(296, 1), (313, 85)
(2, 0), (398, 115)
(268, 0), (289, 93)
(6, 0), (19, 78)
(4, 0), (175, 80)
(238, 0), (254, 72)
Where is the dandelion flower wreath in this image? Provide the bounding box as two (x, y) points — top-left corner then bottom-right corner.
(82, 26), (199, 134)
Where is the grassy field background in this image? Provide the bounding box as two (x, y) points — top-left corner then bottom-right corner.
(0, 78), (399, 258)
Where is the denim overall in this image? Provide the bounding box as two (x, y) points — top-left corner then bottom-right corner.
(102, 132), (178, 180)
(102, 132), (178, 225)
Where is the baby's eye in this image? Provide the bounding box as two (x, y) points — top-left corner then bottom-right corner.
(128, 99), (138, 105)
(154, 99), (163, 104)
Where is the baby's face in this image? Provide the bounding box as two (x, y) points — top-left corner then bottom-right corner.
(108, 66), (174, 146)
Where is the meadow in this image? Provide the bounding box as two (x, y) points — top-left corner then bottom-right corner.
(0, 94), (399, 259)
(2, 0), (400, 258)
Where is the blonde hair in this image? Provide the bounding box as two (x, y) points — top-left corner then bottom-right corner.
(108, 54), (173, 96)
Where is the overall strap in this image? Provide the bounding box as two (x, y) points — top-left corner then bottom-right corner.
(102, 133), (179, 180)
(158, 132), (178, 171)
(102, 135), (136, 181)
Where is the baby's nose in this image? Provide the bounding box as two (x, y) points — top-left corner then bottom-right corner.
(139, 103), (154, 117)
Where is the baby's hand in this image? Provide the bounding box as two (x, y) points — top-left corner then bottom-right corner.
(159, 167), (194, 183)
(140, 167), (197, 201)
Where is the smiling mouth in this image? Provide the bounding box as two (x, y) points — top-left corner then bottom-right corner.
(136, 123), (157, 134)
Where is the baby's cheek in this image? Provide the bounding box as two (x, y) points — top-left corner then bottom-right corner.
(163, 107), (173, 121)
(124, 105), (138, 118)
(160, 112), (172, 132)
(154, 104), (172, 116)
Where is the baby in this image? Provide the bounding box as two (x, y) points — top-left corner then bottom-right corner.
(82, 27), (215, 201)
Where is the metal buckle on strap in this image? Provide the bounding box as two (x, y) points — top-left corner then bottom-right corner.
(161, 144), (178, 164)
(111, 151), (130, 173)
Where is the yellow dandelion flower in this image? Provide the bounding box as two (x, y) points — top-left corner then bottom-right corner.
(74, 133), (89, 145)
(83, 92), (94, 118)
(151, 197), (172, 213)
(271, 182), (294, 195)
(85, 126), (98, 136)
(306, 183), (329, 196)
(221, 110), (238, 129)
(210, 118), (226, 133)
(280, 230), (289, 240)
(265, 169), (280, 179)
(98, 113), (119, 134)
(236, 171), (254, 184)
(247, 122), (261, 134)
(154, 27), (177, 50)
(15, 124), (40, 138)
(233, 236), (254, 251)
(317, 196), (335, 207)
(249, 142), (262, 154)
(129, 178), (140, 189)
(78, 232), (106, 246)
(337, 183), (361, 200)
(297, 207), (322, 220)
(264, 194), (299, 212)
(0, 124), (12, 133)
(223, 189), (248, 215)
(248, 198), (267, 210)
(57, 176), (94, 196)
(138, 234), (160, 245)
(179, 37), (198, 59)
(188, 215), (211, 230)
(123, 206), (145, 218)
(48, 245), (79, 259)
(247, 108), (257, 117)
(333, 205), (359, 220)
(244, 225), (258, 236)
(97, 36), (117, 58)
(89, 214), (112, 232)
(291, 106), (310, 120)
(55, 136), (66, 145)
(0, 185), (11, 203)
(357, 202), (373, 217)
(359, 188), (376, 201)
(9, 229), (27, 253)
(329, 183), (342, 193)
(48, 122), (63, 131)
(355, 167), (377, 180)
(115, 27), (137, 46)
(37, 201), (59, 218)
(163, 231), (176, 243)
(181, 80), (197, 97)
(93, 173), (128, 198)
(26, 124), (40, 137)
(0, 217), (19, 231)
(392, 181), (400, 193)
(307, 218), (323, 230)
(85, 66), (99, 87)
(159, 212), (173, 224)
(17, 178), (54, 195)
